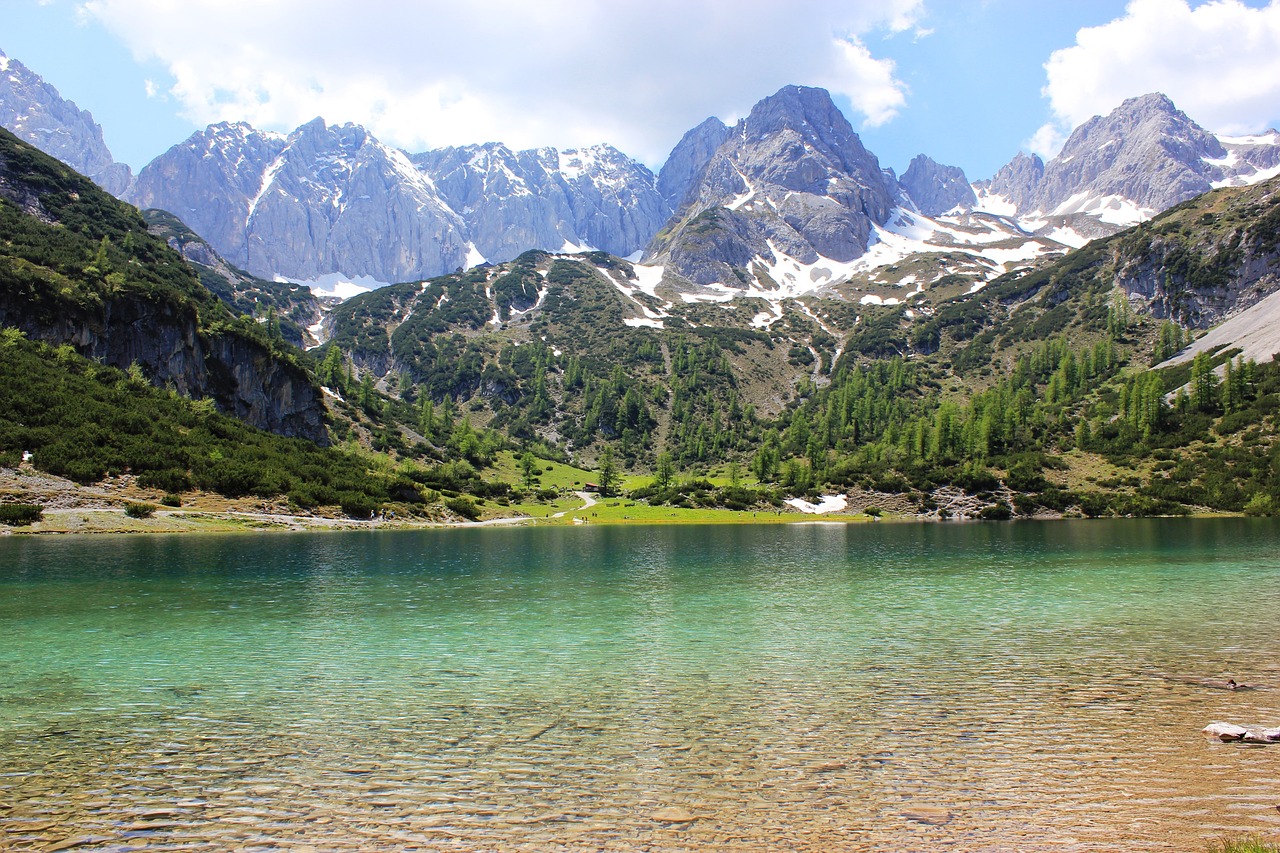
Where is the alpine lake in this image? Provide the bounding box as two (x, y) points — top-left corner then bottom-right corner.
(2, 518), (1280, 852)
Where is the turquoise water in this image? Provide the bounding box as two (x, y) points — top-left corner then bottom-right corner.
(2, 519), (1280, 850)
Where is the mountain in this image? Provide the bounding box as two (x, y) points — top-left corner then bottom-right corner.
(647, 85), (897, 289)
(0, 126), (327, 443)
(0, 47), (132, 195)
(411, 142), (670, 263)
(983, 94), (1280, 225)
(127, 118), (471, 284)
(656, 116), (733, 211)
(899, 154), (977, 216)
(141, 208), (323, 349)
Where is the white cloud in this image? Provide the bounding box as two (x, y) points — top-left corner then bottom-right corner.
(1025, 122), (1066, 160)
(1043, 0), (1280, 136)
(74, 0), (922, 167)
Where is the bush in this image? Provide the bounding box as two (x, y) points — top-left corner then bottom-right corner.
(444, 495), (481, 520)
(124, 501), (156, 519)
(0, 503), (42, 526)
(339, 493), (380, 519)
(138, 468), (193, 493)
(978, 501), (1013, 520)
(1242, 492), (1276, 517)
(160, 493), (182, 507)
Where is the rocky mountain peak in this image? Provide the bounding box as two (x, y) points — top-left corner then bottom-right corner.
(412, 139), (668, 265)
(736, 85), (882, 194)
(0, 46), (132, 195)
(984, 92), (1268, 226)
(647, 84), (897, 290)
(657, 116), (731, 211)
(899, 154), (977, 216)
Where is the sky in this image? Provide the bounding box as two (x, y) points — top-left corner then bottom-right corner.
(5, 0), (1280, 181)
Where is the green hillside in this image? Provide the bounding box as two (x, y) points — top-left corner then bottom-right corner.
(3, 120), (1280, 522)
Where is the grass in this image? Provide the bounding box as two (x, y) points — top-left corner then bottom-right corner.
(1209, 837), (1280, 853)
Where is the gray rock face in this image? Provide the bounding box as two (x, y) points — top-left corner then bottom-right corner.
(130, 119), (470, 283)
(413, 142), (669, 263)
(979, 151), (1044, 212)
(648, 85), (897, 286)
(128, 122), (288, 274)
(1109, 178), (1280, 330)
(1036, 93), (1223, 215)
(656, 117), (731, 211)
(899, 154), (976, 216)
(132, 119), (670, 283)
(982, 94), (1280, 221)
(0, 48), (132, 195)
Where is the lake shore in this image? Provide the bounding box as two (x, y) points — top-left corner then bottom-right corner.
(0, 465), (890, 536)
(5, 464), (1218, 537)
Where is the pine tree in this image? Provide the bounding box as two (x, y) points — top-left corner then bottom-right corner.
(598, 446), (619, 496)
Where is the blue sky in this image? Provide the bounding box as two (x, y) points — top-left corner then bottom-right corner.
(5, 1), (1280, 181)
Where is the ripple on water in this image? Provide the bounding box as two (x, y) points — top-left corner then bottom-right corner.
(2, 520), (1280, 850)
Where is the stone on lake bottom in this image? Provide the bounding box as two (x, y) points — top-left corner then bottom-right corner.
(902, 807), (953, 826)
(651, 806), (698, 823)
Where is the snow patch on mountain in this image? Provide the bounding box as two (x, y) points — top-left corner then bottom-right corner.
(559, 238), (597, 254)
(282, 272), (386, 301)
(1049, 192), (1154, 226)
(973, 189), (1017, 217)
(464, 243), (487, 269)
(631, 264), (665, 299)
(1212, 162), (1280, 189)
(593, 263), (673, 329)
(753, 241), (862, 297)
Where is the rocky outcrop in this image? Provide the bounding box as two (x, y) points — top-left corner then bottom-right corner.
(647, 85), (897, 286)
(0, 48), (131, 195)
(1110, 177), (1280, 328)
(656, 117), (732, 211)
(143, 208), (322, 349)
(980, 152), (1044, 213)
(129, 118), (471, 283)
(1037, 93), (1223, 216)
(131, 119), (670, 282)
(899, 154), (977, 216)
(413, 142), (669, 263)
(0, 288), (328, 444)
(127, 122), (288, 275)
(0, 127), (329, 444)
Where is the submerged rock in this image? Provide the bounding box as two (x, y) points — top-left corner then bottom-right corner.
(902, 806), (953, 826)
(650, 806), (698, 823)
(1203, 722), (1280, 743)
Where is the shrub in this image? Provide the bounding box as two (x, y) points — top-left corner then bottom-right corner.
(978, 501), (1013, 520)
(0, 503), (43, 526)
(444, 495), (481, 520)
(160, 494), (182, 507)
(339, 493), (380, 519)
(124, 501), (156, 519)
(1242, 493), (1277, 517)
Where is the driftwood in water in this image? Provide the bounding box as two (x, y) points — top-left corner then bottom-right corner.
(1203, 722), (1280, 744)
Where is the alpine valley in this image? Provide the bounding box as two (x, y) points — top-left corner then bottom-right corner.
(3, 44), (1280, 527)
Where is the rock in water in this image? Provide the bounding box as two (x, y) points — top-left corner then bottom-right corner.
(902, 806), (953, 826)
(650, 806), (698, 823)
(1203, 722), (1280, 743)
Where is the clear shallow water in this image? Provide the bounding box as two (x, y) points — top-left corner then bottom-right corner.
(2, 519), (1280, 851)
